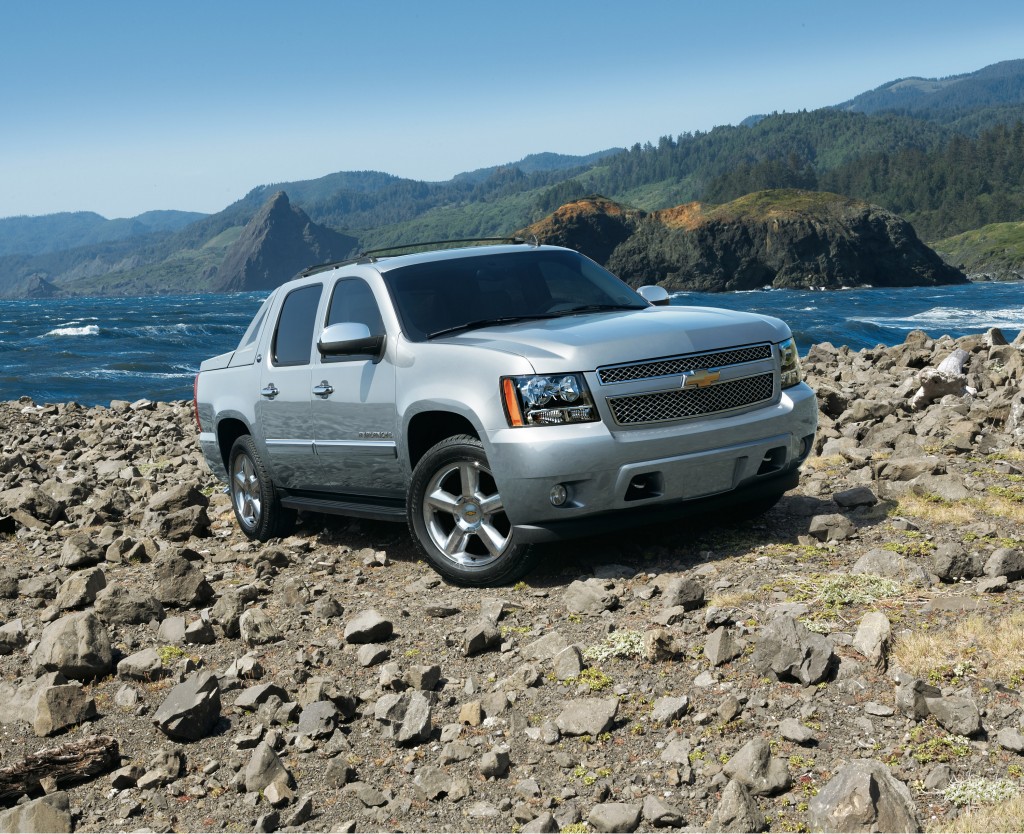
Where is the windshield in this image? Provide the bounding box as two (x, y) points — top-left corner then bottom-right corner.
(382, 249), (648, 341)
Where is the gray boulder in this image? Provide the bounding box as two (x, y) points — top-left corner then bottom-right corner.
(924, 695), (983, 737)
(751, 614), (835, 685)
(523, 630), (570, 661)
(641, 795), (684, 828)
(154, 555), (213, 607)
(588, 802), (641, 833)
(704, 626), (744, 666)
(0, 791), (72, 833)
(53, 567), (106, 611)
(996, 726), (1024, 753)
(555, 697), (618, 736)
(563, 578), (619, 615)
(808, 759), (921, 832)
(59, 532), (101, 568)
(152, 670), (221, 741)
(33, 611), (112, 680)
(117, 647), (169, 681)
(296, 700), (338, 739)
(374, 690), (432, 745)
(29, 683), (97, 736)
(723, 737), (791, 796)
(808, 513), (855, 542)
(985, 547), (1024, 581)
(706, 780), (766, 832)
(94, 583), (165, 625)
(0, 618), (27, 654)
(239, 607), (282, 646)
(852, 611), (891, 670)
(662, 577), (705, 610)
(464, 620), (501, 656)
(650, 695), (689, 725)
(344, 608), (393, 643)
(414, 764), (452, 800)
(244, 741), (294, 793)
(896, 678), (941, 719)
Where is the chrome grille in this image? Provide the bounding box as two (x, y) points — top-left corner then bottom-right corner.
(598, 343), (773, 385)
(607, 373), (775, 425)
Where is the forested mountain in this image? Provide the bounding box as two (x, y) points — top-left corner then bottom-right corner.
(837, 59), (1024, 119)
(0, 209), (205, 257)
(3, 59), (1024, 296)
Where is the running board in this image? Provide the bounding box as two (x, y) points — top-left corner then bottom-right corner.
(279, 494), (406, 523)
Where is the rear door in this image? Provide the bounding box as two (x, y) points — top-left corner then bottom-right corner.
(311, 276), (403, 494)
(256, 283), (323, 490)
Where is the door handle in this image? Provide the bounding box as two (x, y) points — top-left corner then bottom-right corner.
(260, 383), (279, 399)
(313, 381), (334, 398)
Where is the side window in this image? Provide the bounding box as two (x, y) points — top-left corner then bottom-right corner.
(327, 278), (384, 332)
(324, 278), (384, 362)
(272, 284), (322, 366)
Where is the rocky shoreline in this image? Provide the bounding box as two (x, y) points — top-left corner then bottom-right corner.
(2, 330), (1024, 833)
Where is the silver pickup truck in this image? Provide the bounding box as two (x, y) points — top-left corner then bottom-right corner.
(195, 242), (817, 586)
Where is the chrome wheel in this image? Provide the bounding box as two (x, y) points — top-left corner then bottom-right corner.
(232, 451), (262, 529)
(422, 459), (511, 568)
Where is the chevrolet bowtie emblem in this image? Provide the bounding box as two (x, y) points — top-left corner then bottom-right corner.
(683, 369), (721, 388)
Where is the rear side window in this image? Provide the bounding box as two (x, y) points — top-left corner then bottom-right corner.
(272, 284), (322, 366)
(238, 296), (272, 349)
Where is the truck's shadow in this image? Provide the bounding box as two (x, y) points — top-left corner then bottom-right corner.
(300, 491), (870, 590)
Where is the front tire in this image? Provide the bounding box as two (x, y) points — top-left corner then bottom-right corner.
(408, 435), (536, 586)
(228, 434), (295, 541)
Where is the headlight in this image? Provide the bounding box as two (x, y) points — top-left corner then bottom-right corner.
(779, 338), (803, 389)
(501, 374), (599, 427)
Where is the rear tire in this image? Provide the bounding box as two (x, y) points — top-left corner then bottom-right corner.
(228, 434), (296, 541)
(408, 434), (536, 586)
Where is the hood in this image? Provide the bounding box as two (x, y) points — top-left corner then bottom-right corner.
(444, 306), (791, 372)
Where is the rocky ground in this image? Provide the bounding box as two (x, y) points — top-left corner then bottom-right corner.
(3, 329), (1024, 833)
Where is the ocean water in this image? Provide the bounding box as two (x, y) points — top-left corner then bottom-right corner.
(2, 283), (1023, 406)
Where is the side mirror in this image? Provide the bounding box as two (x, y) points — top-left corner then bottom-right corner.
(637, 285), (670, 306)
(318, 322), (385, 358)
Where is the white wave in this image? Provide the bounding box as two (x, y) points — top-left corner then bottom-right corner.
(62, 368), (192, 380)
(46, 325), (99, 337)
(853, 306), (1024, 331)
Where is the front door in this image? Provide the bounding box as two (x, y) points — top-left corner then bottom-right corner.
(311, 277), (403, 494)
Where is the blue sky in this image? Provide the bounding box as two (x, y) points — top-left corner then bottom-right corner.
(2, 0), (1023, 219)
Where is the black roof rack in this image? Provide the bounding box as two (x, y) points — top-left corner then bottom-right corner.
(360, 235), (536, 258)
(299, 255), (374, 278)
(297, 235), (539, 279)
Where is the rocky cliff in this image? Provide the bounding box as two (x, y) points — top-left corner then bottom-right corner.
(214, 191), (359, 292)
(521, 190), (967, 291)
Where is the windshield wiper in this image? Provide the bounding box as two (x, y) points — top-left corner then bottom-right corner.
(426, 315), (556, 339)
(550, 303), (647, 316)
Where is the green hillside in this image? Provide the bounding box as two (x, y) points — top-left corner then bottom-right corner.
(933, 221), (1024, 279)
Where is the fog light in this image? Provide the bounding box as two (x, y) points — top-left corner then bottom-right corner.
(550, 484), (569, 506)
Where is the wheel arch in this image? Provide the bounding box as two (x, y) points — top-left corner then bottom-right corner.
(406, 410), (480, 470)
(217, 417), (251, 473)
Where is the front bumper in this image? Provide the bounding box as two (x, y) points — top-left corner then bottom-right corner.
(485, 381), (818, 535)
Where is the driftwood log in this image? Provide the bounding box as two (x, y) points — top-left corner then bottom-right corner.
(910, 348), (973, 410)
(0, 735), (119, 804)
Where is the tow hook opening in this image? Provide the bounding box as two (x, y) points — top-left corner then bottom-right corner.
(625, 472), (663, 502)
(757, 446), (787, 475)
